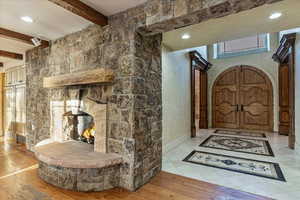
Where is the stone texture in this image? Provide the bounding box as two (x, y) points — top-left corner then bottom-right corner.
(57, 96), (108, 153)
(38, 161), (120, 192)
(26, 0), (285, 192)
(142, 0), (285, 35)
(34, 141), (123, 168)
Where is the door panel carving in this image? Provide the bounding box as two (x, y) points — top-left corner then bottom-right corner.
(213, 66), (273, 131)
(242, 68), (266, 84)
(242, 87), (269, 106)
(213, 68), (239, 129)
(240, 66), (273, 131)
(215, 88), (236, 105)
(278, 64), (290, 135)
(199, 71), (208, 129)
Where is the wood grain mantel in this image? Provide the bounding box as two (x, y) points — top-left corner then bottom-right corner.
(43, 68), (115, 88)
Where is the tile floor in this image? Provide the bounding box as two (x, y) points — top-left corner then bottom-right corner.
(162, 129), (300, 200)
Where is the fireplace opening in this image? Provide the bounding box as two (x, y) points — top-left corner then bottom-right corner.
(63, 111), (95, 144)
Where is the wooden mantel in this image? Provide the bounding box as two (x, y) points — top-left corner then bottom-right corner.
(43, 68), (115, 88)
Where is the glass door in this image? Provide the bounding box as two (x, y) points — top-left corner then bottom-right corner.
(4, 86), (16, 140)
(15, 85), (26, 138)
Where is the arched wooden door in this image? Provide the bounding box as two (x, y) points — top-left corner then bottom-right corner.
(212, 65), (273, 132)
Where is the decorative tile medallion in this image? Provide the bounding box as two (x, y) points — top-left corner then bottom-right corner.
(200, 135), (274, 156)
(183, 151), (285, 182)
(214, 130), (266, 138)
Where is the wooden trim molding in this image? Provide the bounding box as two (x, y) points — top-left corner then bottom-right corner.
(0, 73), (4, 137)
(48, 0), (108, 26)
(43, 68), (115, 88)
(0, 50), (23, 60)
(0, 27), (49, 47)
(189, 51), (212, 72)
(272, 33), (296, 149)
(272, 33), (296, 64)
(189, 51), (211, 137)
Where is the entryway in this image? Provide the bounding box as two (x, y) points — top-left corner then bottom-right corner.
(162, 129), (299, 200)
(212, 65), (273, 132)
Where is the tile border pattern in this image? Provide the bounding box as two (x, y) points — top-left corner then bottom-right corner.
(199, 135), (274, 157)
(214, 130), (267, 138)
(183, 150), (286, 182)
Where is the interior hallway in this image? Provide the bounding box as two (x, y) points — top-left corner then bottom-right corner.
(163, 129), (300, 200)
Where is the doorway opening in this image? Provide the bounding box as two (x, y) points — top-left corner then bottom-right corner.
(161, 1), (300, 199)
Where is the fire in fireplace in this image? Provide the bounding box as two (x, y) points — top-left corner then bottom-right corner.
(80, 121), (95, 144)
(63, 111), (95, 144)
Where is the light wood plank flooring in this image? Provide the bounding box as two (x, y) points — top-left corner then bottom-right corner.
(0, 140), (271, 200)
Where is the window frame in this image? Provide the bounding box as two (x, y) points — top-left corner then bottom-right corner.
(213, 34), (270, 59)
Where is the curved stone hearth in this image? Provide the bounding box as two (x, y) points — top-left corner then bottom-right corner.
(34, 141), (123, 192)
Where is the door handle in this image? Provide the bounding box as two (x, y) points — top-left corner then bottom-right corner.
(236, 105), (239, 112)
(241, 105), (244, 112)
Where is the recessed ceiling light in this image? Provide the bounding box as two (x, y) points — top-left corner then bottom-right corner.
(181, 33), (191, 40)
(21, 16), (34, 23)
(269, 12), (282, 20)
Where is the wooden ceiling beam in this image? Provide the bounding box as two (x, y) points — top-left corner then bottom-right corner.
(0, 50), (23, 60)
(48, 0), (108, 26)
(0, 27), (49, 47)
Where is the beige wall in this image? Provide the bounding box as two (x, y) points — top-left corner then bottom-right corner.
(162, 46), (207, 152)
(207, 33), (279, 131)
(295, 33), (300, 151)
(162, 46), (191, 152)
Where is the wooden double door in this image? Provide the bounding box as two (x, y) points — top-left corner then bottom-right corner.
(213, 66), (273, 131)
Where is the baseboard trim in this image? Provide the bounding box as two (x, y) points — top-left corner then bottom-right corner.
(163, 135), (189, 154)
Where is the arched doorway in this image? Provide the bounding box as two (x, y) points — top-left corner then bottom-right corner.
(212, 65), (273, 132)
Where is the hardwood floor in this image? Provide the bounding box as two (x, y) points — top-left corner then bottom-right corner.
(0, 140), (271, 200)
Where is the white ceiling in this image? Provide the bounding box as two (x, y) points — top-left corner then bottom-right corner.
(0, 0), (147, 68)
(0, 37), (32, 70)
(163, 0), (300, 51)
(0, 0), (90, 41)
(81, 0), (147, 16)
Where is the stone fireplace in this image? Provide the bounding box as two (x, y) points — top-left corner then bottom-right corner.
(63, 110), (95, 144)
(50, 90), (107, 152)
(34, 69), (123, 192)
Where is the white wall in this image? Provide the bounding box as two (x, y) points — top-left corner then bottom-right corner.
(162, 45), (207, 153)
(4, 61), (25, 70)
(207, 33), (279, 131)
(295, 33), (300, 151)
(0, 60), (25, 73)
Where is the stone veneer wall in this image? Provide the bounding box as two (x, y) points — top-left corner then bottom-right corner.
(26, 0), (284, 191)
(142, 0), (283, 35)
(38, 161), (120, 192)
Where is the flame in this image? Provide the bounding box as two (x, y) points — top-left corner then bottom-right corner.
(82, 125), (95, 139)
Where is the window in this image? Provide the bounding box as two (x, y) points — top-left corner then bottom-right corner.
(213, 33), (270, 59)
